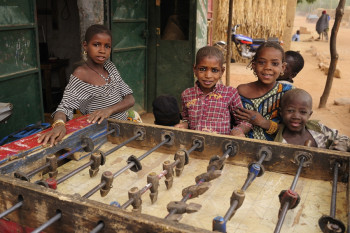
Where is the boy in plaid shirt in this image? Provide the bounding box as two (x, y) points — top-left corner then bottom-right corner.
(174, 46), (251, 136)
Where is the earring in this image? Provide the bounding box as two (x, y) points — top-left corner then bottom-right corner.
(82, 50), (87, 61)
(280, 72), (284, 76)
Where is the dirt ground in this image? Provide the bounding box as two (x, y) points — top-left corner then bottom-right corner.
(229, 15), (350, 137)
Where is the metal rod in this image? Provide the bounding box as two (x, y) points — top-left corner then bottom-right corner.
(186, 141), (201, 154)
(31, 211), (62, 233)
(121, 183), (153, 209)
(25, 129), (110, 178)
(90, 221), (104, 233)
(224, 200), (238, 222)
(241, 152), (267, 191)
(222, 151), (268, 223)
(83, 181), (107, 199)
(257, 151), (267, 165)
(56, 141), (107, 184)
(165, 146), (232, 220)
(58, 129), (112, 160)
(330, 162), (339, 218)
(137, 136), (170, 161)
(105, 132), (141, 156)
(57, 161), (93, 184)
(83, 136), (170, 198)
(290, 156), (305, 191)
(274, 156), (305, 233)
(0, 201), (23, 219)
(241, 173), (255, 191)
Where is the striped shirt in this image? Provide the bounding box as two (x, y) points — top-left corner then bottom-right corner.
(53, 61), (133, 120)
(181, 81), (251, 135)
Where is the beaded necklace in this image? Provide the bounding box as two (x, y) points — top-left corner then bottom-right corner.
(85, 62), (109, 82)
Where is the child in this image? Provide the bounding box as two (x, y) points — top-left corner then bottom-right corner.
(174, 46), (251, 136)
(235, 42), (293, 141)
(275, 88), (349, 151)
(292, 30), (300, 42)
(38, 24), (135, 146)
(277, 50), (304, 84)
(152, 95), (181, 126)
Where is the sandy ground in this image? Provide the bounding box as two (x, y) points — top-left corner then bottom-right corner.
(229, 15), (350, 137)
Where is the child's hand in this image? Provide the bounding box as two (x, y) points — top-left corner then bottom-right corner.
(235, 108), (266, 127)
(37, 125), (66, 147)
(88, 108), (113, 124)
(329, 140), (349, 152)
(174, 122), (188, 129)
(230, 127), (245, 137)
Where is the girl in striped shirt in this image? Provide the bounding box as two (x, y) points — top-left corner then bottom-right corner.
(39, 24), (135, 146)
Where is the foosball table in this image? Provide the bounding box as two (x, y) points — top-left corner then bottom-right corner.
(0, 115), (349, 233)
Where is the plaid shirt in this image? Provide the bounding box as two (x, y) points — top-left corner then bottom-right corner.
(181, 82), (251, 135)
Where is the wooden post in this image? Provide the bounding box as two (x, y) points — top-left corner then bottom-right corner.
(319, 0), (345, 108)
(226, 0), (233, 86)
(282, 0), (297, 51)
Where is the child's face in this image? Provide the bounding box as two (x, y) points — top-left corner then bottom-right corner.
(83, 32), (112, 64)
(281, 96), (312, 133)
(277, 56), (295, 82)
(252, 47), (286, 85)
(194, 56), (225, 94)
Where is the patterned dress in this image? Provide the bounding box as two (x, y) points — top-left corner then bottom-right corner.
(53, 61), (133, 121)
(240, 82), (293, 140)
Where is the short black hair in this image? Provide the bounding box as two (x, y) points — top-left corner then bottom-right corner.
(248, 41), (285, 69)
(281, 88), (312, 108)
(285, 50), (304, 77)
(152, 95), (180, 126)
(84, 24), (112, 43)
(196, 46), (225, 67)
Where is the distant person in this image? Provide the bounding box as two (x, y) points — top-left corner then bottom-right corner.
(277, 50), (304, 84)
(316, 10), (330, 41)
(275, 88), (350, 151)
(292, 30), (300, 42)
(174, 46), (251, 136)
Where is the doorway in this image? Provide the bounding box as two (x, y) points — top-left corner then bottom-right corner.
(147, 0), (195, 110)
(36, 0), (81, 113)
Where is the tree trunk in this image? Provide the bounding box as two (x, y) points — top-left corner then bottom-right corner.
(282, 0), (297, 51)
(319, 0), (346, 108)
(226, 0), (233, 86)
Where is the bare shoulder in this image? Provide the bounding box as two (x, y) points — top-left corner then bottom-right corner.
(72, 65), (89, 82)
(237, 83), (253, 96)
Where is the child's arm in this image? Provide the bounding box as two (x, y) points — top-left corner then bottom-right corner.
(174, 93), (189, 129)
(235, 108), (272, 131)
(88, 94), (135, 124)
(230, 124), (251, 137)
(229, 90), (252, 137)
(320, 123), (350, 152)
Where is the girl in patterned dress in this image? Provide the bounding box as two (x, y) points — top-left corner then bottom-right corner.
(235, 42), (293, 141)
(38, 24), (135, 146)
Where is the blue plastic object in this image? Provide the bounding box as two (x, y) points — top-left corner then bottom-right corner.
(213, 216), (226, 232)
(110, 201), (121, 208)
(248, 163), (261, 180)
(0, 123), (51, 146)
